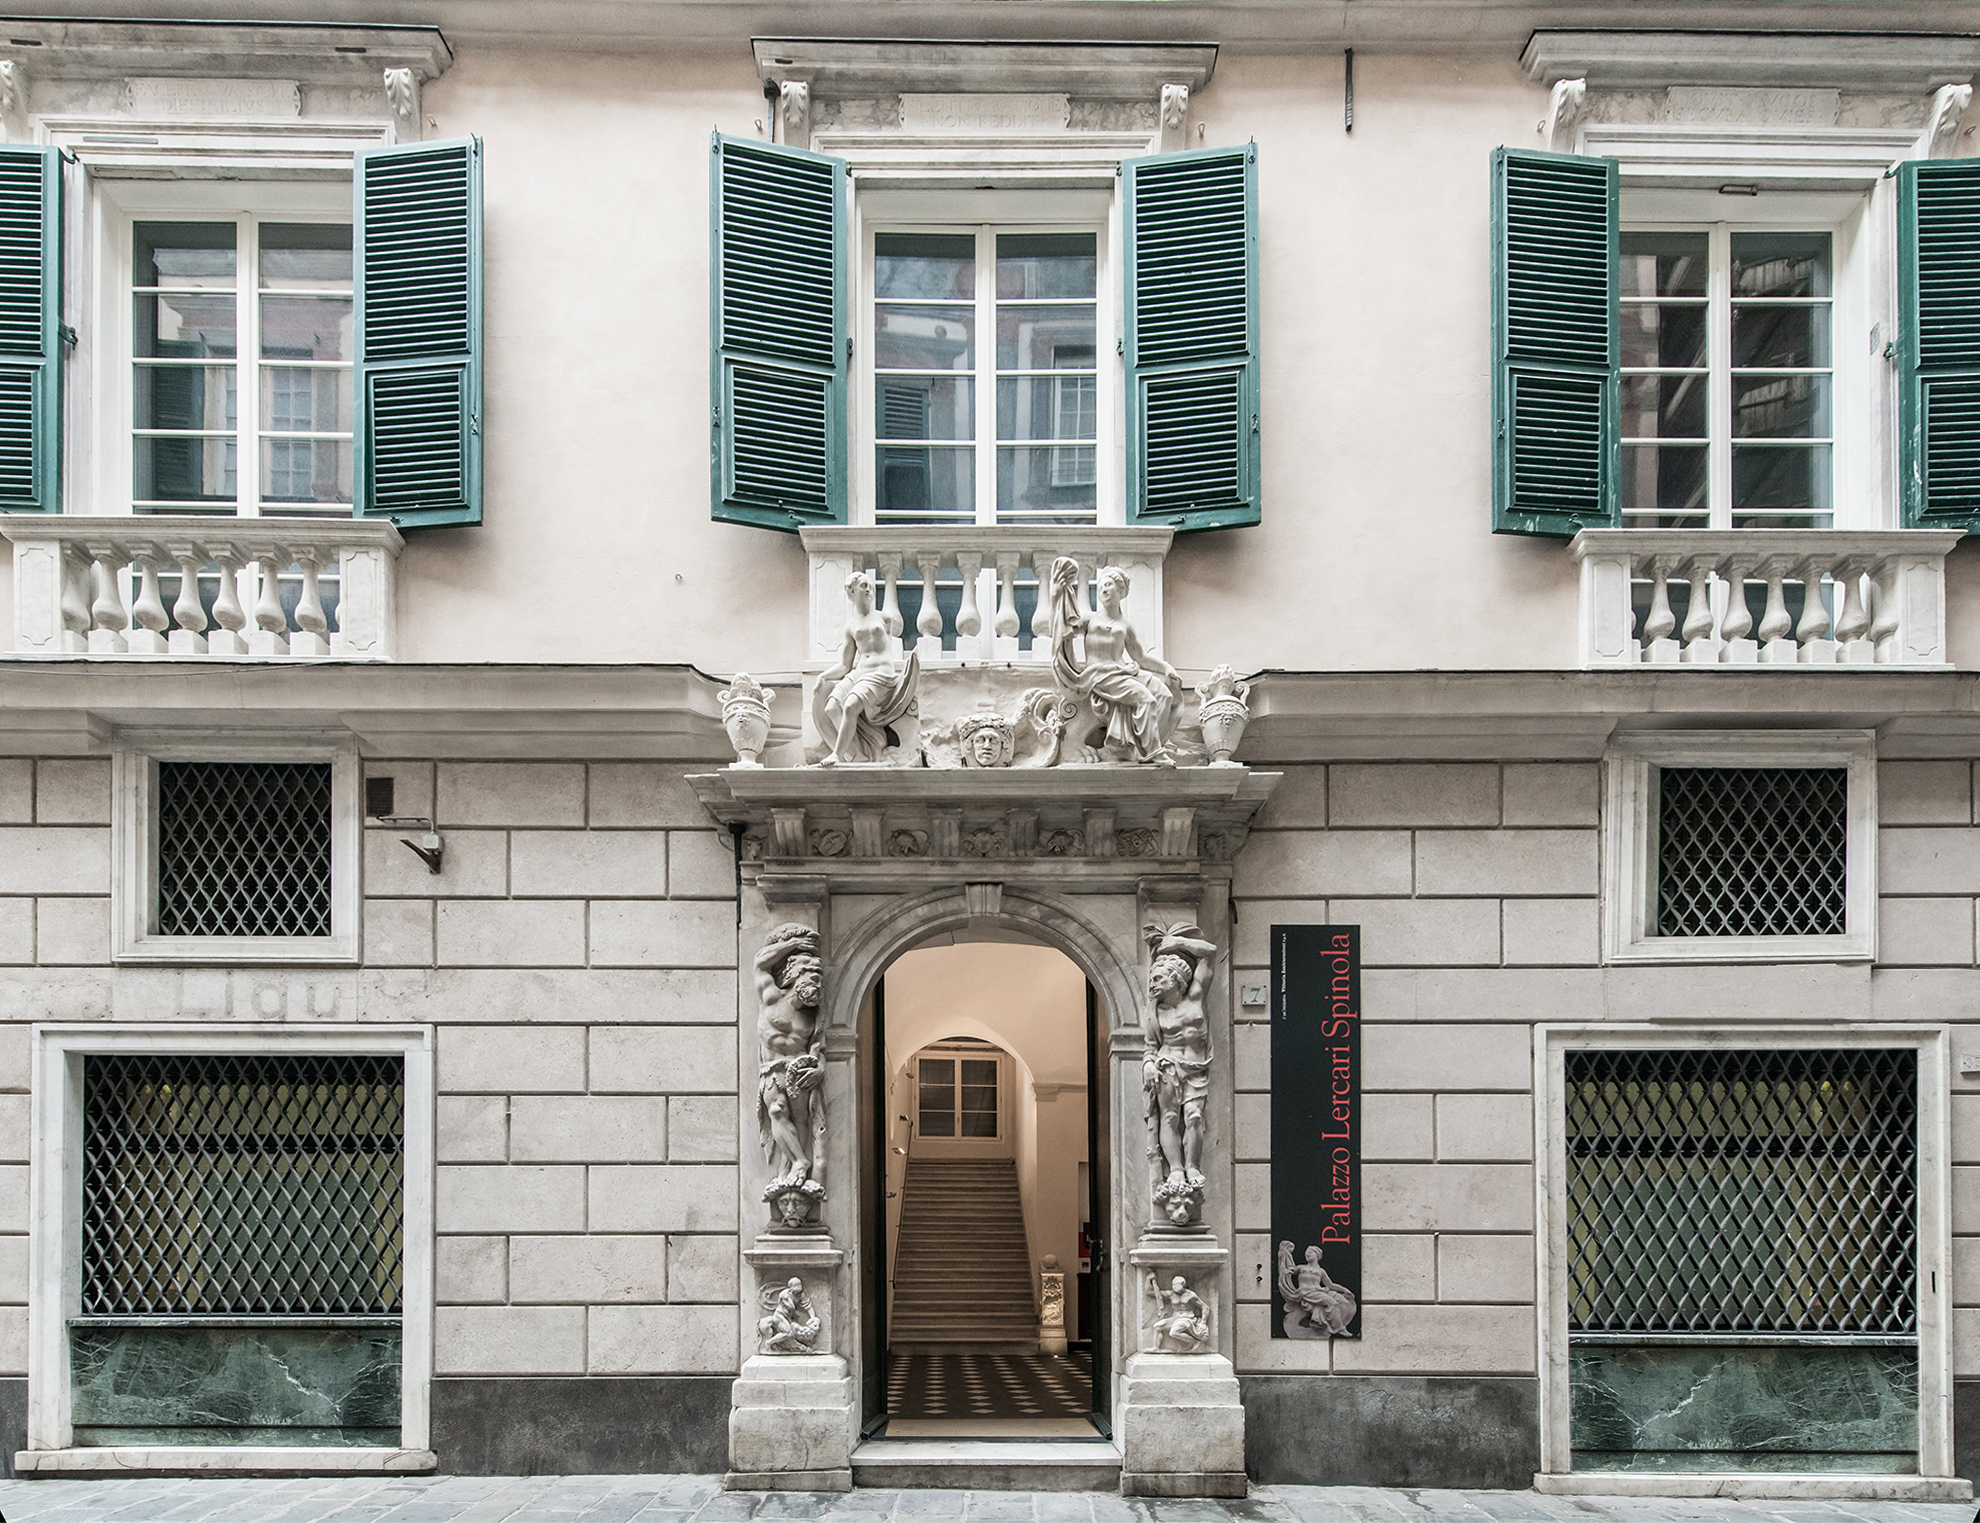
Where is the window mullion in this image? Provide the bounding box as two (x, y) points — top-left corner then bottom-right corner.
(976, 225), (996, 527)
(238, 214), (256, 519)
(1710, 222), (1733, 530)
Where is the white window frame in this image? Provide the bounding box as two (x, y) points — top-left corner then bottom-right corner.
(1533, 1023), (1952, 1495)
(112, 732), (362, 965)
(907, 1041), (1014, 1159)
(857, 190), (1119, 528)
(1620, 189), (1878, 530)
(83, 178), (355, 523)
(1601, 729), (1877, 964)
(23, 1023), (435, 1474)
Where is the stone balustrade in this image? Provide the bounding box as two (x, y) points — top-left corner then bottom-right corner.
(799, 525), (1174, 667)
(1, 514), (404, 660)
(1571, 529), (1964, 669)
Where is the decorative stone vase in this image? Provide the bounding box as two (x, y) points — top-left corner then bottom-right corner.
(1194, 665), (1251, 767)
(721, 673), (773, 767)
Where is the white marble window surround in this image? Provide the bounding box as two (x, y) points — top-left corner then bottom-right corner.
(111, 732), (362, 966)
(21, 1022), (435, 1475)
(1601, 730), (1877, 965)
(1532, 1023), (1952, 1498)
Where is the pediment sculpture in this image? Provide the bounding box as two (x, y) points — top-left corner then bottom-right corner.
(814, 570), (920, 766)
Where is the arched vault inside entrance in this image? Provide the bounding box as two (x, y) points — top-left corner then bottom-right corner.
(877, 935), (1102, 1437)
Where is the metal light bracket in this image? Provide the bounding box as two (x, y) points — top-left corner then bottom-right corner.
(377, 815), (444, 874)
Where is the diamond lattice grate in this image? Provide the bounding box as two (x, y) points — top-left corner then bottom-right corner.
(155, 762), (332, 938)
(1565, 1048), (1916, 1334)
(1655, 766), (1847, 938)
(81, 1054), (404, 1317)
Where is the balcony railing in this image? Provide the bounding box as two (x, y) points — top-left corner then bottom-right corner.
(799, 525), (1175, 667)
(1571, 529), (1964, 669)
(1, 514), (403, 660)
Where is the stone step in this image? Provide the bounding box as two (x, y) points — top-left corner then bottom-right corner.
(851, 1439), (1121, 1492)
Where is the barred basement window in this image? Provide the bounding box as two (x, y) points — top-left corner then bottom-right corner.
(155, 761), (332, 938)
(1565, 1047), (1916, 1335)
(80, 1052), (404, 1317)
(1655, 766), (1847, 938)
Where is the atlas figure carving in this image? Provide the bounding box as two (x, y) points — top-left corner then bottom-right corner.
(1142, 921), (1218, 1226)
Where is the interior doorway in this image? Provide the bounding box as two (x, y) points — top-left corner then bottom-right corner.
(859, 936), (1111, 1440)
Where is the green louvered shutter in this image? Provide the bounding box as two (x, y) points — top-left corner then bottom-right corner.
(1124, 145), (1259, 531)
(1900, 159), (1980, 528)
(0, 146), (61, 512)
(355, 137), (482, 529)
(1491, 147), (1618, 536)
(711, 134), (846, 531)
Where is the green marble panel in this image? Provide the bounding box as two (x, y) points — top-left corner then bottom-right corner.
(1570, 1344), (1918, 1473)
(70, 1326), (400, 1447)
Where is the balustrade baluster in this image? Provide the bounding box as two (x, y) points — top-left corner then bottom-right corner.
(1868, 558), (1901, 663)
(993, 551), (1021, 655)
(166, 546), (208, 655)
(1795, 559), (1838, 663)
(85, 545), (129, 654)
(1642, 555), (1679, 662)
(1718, 555), (1757, 663)
(915, 551), (943, 646)
(876, 551), (903, 640)
(955, 551), (983, 655)
(1835, 559), (1874, 663)
(57, 549), (90, 652)
(1679, 556), (1721, 664)
(1755, 555), (1796, 663)
(1027, 550), (1052, 648)
(205, 550), (248, 656)
(127, 553), (169, 654)
(290, 551), (329, 657)
(248, 554), (290, 656)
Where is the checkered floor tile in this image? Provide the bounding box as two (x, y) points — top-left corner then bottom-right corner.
(886, 1347), (1094, 1419)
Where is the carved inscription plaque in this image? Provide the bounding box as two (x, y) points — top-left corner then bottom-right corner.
(126, 78), (302, 118)
(899, 93), (1070, 133)
(1665, 87), (1840, 128)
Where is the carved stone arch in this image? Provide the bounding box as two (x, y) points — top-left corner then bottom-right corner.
(824, 883), (1142, 1042)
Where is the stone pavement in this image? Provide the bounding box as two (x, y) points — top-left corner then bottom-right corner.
(0, 1479), (1970, 1523)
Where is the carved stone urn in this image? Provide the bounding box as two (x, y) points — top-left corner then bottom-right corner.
(721, 673), (773, 767)
(1195, 665), (1251, 768)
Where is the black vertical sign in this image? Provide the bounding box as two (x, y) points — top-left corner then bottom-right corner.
(1270, 925), (1362, 1338)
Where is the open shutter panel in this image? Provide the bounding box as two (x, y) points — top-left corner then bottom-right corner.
(1124, 145), (1259, 531)
(1900, 158), (1980, 529)
(0, 146), (60, 511)
(355, 136), (482, 529)
(1491, 147), (1618, 537)
(711, 134), (846, 531)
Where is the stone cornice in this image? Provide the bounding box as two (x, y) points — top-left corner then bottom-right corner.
(751, 38), (1217, 97)
(1522, 28), (1980, 90)
(0, 18), (454, 81)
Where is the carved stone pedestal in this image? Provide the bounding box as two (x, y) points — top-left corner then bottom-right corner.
(1121, 1237), (1245, 1497)
(729, 1236), (853, 1492)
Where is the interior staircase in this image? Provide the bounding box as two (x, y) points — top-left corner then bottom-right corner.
(889, 1156), (1039, 1351)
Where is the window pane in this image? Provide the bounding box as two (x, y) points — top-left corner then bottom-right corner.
(1732, 233), (1831, 298)
(1620, 304), (1707, 370)
(1731, 304), (1831, 369)
(1620, 233), (1708, 298)
(136, 364), (234, 431)
(998, 446), (1097, 521)
(136, 292), (237, 360)
(135, 222), (235, 288)
(1733, 443), (1833, 516)
(1732, 374), (1830, 439)
(960, 1110), (998, 1138)
(260, 366), (353, 436)
(261, 295), (353, 363)
(878, 375), (973, 440)
(1619, 443), (1708, 515)
(997, 375), (1096, 442)
(876, 233), (974, 300)
(258, 222), (353, 289)
(918, 1109), (955, 1138)
(920, 1058), (955, 1086)
(135, 436), (235, 507)
(875, 304), (974, 371)
(997, 305), (1095, 371)
(877, 445), (974, 520)
(1621, 374), (1707, 440)
(960, 1059), (997, 1087)
(996, 233), (1096, 299)
(260, 438), (353, 509)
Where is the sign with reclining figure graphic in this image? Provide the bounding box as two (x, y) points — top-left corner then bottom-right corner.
(1270, 924), (1362, 1339)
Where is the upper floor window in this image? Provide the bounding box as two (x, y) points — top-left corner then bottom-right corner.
(871, 227), (1103, 527)
(132, 217), (354, 518)
(1620, 227), (1835, 529)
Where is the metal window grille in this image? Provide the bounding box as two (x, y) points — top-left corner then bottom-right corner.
(81, 1053), (404, 1317)
(155, 761), (332, 938)
(1565, 1048), (1916, 1335)
(1655, 766), (1847, 938)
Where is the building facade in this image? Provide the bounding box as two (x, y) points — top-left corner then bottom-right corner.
(0, 0), (1976, 1500)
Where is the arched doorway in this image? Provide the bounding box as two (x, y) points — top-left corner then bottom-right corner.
(863, 936), (1112, 1440)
